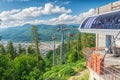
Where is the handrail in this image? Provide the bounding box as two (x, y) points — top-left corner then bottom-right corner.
(101, 31), (120, 63)
(83, 47), (105, 57)
(101, 66), (120, 79)
(87, 59), (120, 79)
(85, 47), (120, 80)
(100, 61), (120, 74)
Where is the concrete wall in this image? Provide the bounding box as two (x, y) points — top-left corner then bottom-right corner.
(112, 1), (120, 10)
(96, 3), (112, 14)
(96, 34), (120, 49)
(96, 34), (106, 48)
(89, 68), (104, 80)
(96, 1), (120, 14)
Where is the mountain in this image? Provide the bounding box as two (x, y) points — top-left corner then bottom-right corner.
(0, 24), (79, 42)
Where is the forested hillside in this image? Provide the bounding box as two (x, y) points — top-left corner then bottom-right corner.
(0, 24), (78, 42)
(0, 25), (96, 80)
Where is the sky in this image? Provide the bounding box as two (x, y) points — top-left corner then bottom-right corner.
(0, 0), (117, 28)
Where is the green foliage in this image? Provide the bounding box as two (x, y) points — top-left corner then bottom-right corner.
(44, 33), (95, 65)
(43, 60), (86, 80)
(27, 45), (35, 54)
(0, 54), (13, 80)
(17, 44), (27, 55)
(81, 33), (95, 48)
(0, 32), (94, 80)
(0, 53), (45, 80)
(7, 41), (15, 59)
(13, 54), (45, 80)
(13, 54), (37, 79)
(73, 59), (86, 72)
(43, 65), (69, 80)
(45, 50), (53, 67)
(28, 67), (41, 80)
(75, 32), (82, 50)
(0, 44), (5, 54)
(67, 50), (78, 63)
(18, 44), (22, 54)
(75, 70), (89, 80)
(59, 66), (75, 77)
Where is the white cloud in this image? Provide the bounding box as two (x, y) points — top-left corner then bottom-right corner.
(41, 3), (71, 15)
(0, 9), (21, 21)
(0, 3), (71, 21)
(0, 6), (95, 28)
(49, 8), (95, 25)
(0, 3), (72, 28)
(0, 3), (71, 20)
(29, 8), (95, 25)
(63, 1), (71, 5)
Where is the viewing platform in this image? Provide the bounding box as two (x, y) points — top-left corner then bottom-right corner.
(84, 47), (120, 80)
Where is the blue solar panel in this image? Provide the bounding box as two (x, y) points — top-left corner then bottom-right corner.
(80, 11), (120, 29)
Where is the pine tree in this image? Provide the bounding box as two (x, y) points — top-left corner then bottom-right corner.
(18, 44), (22, 54)
(27, 45), (35, 54)
(75, 33), (82, 60)
(7, 41), (15, 59)
(0, 44), (5, 54)
(31, 25), (40, 61)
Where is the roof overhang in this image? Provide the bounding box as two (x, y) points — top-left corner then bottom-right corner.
(78, 28), (120, 36)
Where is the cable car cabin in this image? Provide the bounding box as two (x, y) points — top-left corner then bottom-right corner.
(78, 10), (120, 36)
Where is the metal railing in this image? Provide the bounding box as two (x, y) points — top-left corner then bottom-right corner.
(100, 64), (120, 80)
(85, 47), (120, 80)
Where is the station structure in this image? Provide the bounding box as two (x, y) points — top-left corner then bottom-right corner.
(79, 1), (120, 80)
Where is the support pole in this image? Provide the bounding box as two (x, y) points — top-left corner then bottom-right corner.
(52, 34), (56, 66)
(57, 24), (67, 65)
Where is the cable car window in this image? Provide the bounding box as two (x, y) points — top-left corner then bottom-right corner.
(80, 11), (120, 29)
(81, 17), (90, 28)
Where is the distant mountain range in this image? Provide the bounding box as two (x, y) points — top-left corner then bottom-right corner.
(0, 24), (79, 42)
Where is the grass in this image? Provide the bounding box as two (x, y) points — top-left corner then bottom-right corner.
(43, 59), (86, 80)
(74, 69), (89, 80)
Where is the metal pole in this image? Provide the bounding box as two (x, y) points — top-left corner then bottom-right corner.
(52, 34), (56, 66)
(68, 32), (70, 52)
(53, 39), (55, 66)
(77, 33), (80, 60)
(54, 39), (58, 65)
(60, 26), (63, 65)
(57, 24), (67, 65)
(63, 29), (66, 64)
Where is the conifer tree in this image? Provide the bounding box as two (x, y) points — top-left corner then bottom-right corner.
(31, 25), (40, 61)
(28, 45), (35, 54)
(7, 41), (15, 59)
(0, 44), (5, 54)
(18, 44), (22, 54)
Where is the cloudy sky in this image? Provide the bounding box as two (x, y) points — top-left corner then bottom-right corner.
(0, 0), (116, 28)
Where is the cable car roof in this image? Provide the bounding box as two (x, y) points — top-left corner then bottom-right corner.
(78, 10), (120, 35)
